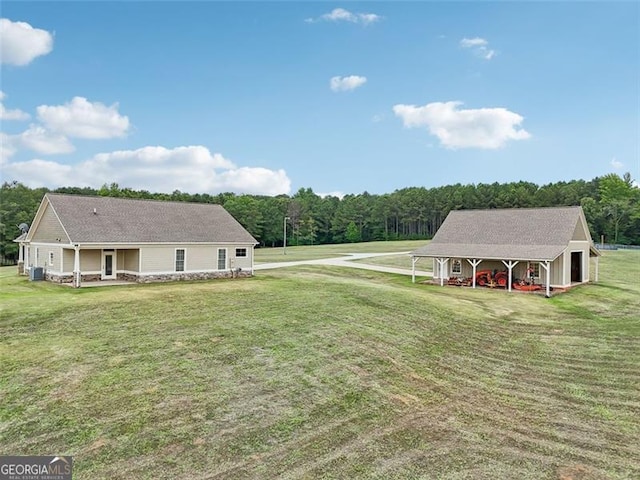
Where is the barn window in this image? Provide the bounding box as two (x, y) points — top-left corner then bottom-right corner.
(175, 249), (185, 272)
(527, 262), (540, 278)
(235, 248), (247, 258)
(451, 259), (462, 275)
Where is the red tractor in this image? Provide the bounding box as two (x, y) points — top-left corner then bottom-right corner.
(475, 269), (508, 287)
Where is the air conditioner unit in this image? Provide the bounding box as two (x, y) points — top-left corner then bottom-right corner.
(29, 267), (44, 281)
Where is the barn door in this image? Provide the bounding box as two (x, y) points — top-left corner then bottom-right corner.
(570, 252), (582, 283)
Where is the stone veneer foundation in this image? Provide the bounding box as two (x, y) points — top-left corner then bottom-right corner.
(135, 270), (252, 283)
(43, 270), (253, 284)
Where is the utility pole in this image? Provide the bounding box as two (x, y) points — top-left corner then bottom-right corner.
(283, 216), (290, 255)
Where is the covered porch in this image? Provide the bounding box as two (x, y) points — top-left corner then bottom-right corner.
(65, 247), (141, 287)
(410, 253), (599, 297)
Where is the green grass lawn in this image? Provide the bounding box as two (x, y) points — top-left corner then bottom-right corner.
(254, 239), (427, 263)
(1, 251), (639, 479)
(351, 253), (415, 269)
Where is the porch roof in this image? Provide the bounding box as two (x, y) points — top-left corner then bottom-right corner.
(411, 243), (566, 262)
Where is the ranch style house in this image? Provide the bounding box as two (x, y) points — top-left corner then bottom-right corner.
(16, 193), (258, 287)
(410, 206), (600, 296)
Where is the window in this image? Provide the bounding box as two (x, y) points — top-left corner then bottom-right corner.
(451, 259), (462, 275)
(235, 248), (247, 258)
(527, 262), (540, 278)
(217, 249), (227, 270)
(35, 247), (39, 266)
(175, 249), (185, 272)
(48, 251), (54, 267)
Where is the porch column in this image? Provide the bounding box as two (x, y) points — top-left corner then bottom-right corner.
(540, 261), (551, 297)
(23, 246), (30, 275)
(17, 242), (24, 275)
(594, 256), (599, 282)
(502, 260), (519, 293)
(73, 245), (81, 288)
(436, 258), (448, 287)
(411, 256), (420, 283)
(467, 259), (482, 288)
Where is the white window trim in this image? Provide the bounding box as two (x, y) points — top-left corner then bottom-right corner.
(217, 248), (227, 270)
(451, 258), (462, 275)
(527, 261), (540, 278)
(235, 248), (248, 258)
(175, 248), (186, 272)
(48, 251), (54, 267)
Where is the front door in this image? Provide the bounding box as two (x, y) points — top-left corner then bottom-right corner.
(102, 250), (116, 280)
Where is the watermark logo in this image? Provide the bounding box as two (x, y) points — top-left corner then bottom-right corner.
(0, 456), (72, 480)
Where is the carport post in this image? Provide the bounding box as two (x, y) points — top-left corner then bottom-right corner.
(502, 260), (519, 293)
(467, 259), (482, 288)
(436, 258), (448, 287)
(411, 256), (420, 283)
(594, 256), (599, 282)
(540, 261), (551, 297)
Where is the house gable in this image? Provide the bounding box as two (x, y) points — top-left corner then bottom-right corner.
(27, 197), (71, 244)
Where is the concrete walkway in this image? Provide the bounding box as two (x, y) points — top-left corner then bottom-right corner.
(255, 251), (432, 278)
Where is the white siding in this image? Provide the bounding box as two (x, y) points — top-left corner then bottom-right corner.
(63, 248), (74, 273)
(31, 203), (68, 243)
(80, 250), (101, 271)
(189, 246), (217, 270)
(47, 246), (64, 272)
(140, 244), (255, 273)
(123, 249), (140, 272)
(141, 247), (175, 272)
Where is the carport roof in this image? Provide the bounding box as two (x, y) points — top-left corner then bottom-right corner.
(411, 206), (599, 261)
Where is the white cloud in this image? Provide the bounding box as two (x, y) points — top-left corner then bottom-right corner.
(2, 145), (292, 195)
(37, 97), (130, 139)
(17, 124), (75, 155)
(330, 75), (367, 92)
(216, 167), (291, 196)
(393, 101), (531, 149)
(371, 114), (384, 123)
(610, 157), (624, 170)
(460, 37), (496, 60)
(306, 8), (382, 25)
(460, 37), (488, 48)
(318, 191), (345, 199)
(0, 18), (54, 66)
(0, 91), (30, 120)
(0, 132), (17, 163)
(4, 158), (74, 185)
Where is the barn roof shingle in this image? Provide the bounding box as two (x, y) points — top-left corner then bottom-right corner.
(42, 193), (257, 244)
(411, 206), (597, 261)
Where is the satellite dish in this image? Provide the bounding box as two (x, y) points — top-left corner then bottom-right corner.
(18, 223), (29, 233)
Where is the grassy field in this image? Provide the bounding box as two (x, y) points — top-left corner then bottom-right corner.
(1, 250), (639, 479)
(352, 253), (415, 269)
(254, 240), (427, 263)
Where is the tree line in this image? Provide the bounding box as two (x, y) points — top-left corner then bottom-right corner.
(1, 173), (638, 263)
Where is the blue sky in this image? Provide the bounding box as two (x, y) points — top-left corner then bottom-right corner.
(1, 1), (638, 197)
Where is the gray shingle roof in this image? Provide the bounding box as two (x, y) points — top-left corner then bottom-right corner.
(411, 206), (595, 261)
(44, 193), (257, 244)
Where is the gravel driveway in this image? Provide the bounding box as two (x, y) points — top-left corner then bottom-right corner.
(255, 252), (432, 278)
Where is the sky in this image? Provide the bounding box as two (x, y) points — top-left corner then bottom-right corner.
(1, 1), (638, 198)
